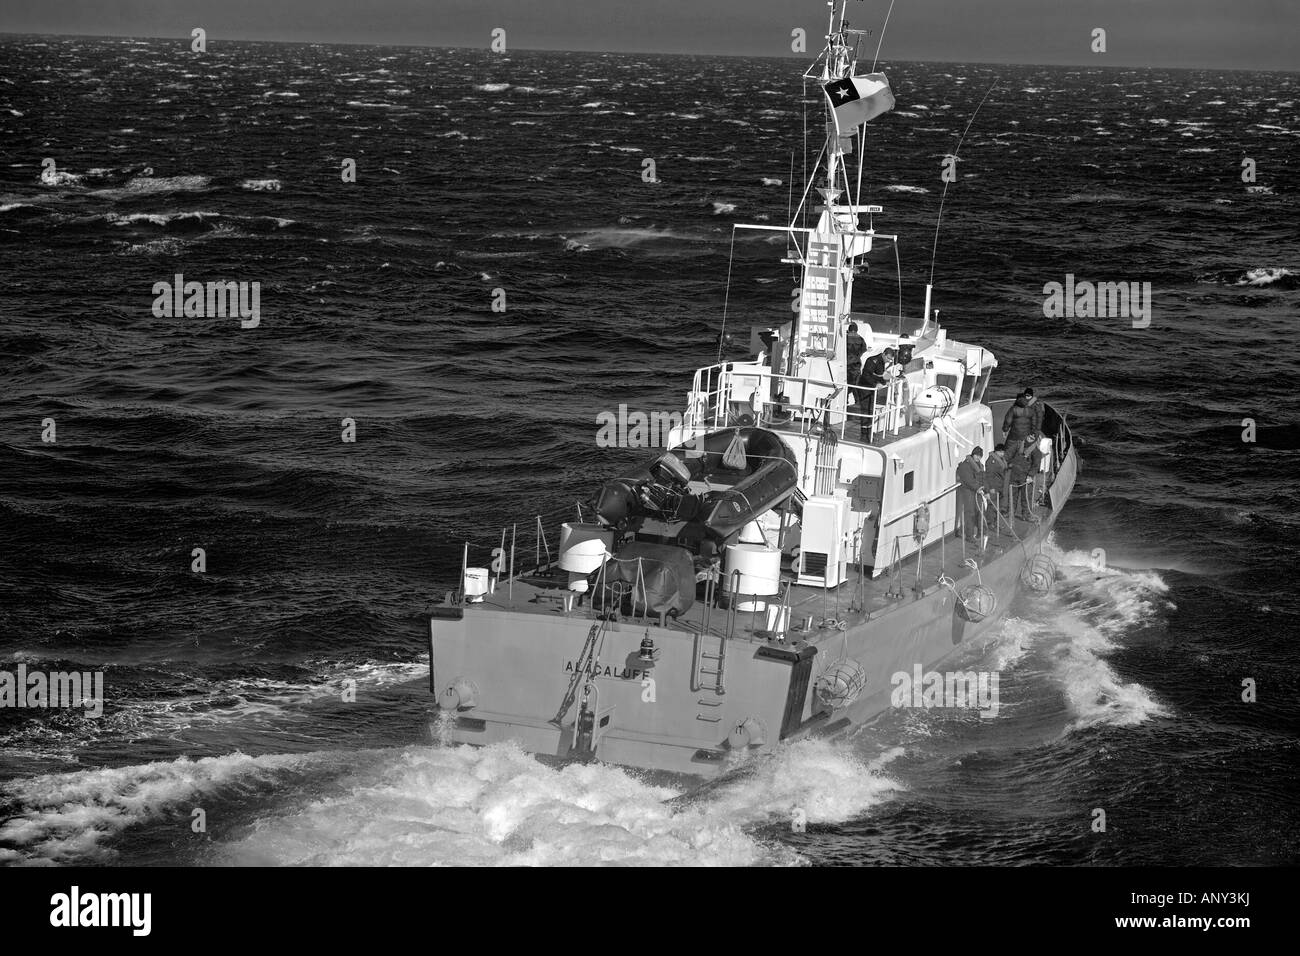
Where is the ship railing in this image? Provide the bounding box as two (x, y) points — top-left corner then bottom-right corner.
(874, 475), (1041, 585)
(684, 362), (909, 445)
(448, 504), (596, 606)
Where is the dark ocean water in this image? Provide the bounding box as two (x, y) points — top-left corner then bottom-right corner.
(0, 37), (1297, 866)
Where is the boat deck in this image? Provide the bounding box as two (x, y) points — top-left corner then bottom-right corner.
(466, 501), (1050, 645)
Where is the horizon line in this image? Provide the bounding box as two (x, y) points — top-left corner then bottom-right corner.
(0, 30), (1294, 75)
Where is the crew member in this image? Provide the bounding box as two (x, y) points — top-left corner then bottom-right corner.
(1008, 442), (1038, 520)
(984, 442), (1009, 523)
(1023, 386), (1044, 437)
(955, 446), (986, 542)
(846, 322), (867, 370)
(1002, 391), (1033, 459)
(857, 347), (895, 429)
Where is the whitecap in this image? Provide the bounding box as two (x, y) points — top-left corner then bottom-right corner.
(1233, 267), (1293, 286)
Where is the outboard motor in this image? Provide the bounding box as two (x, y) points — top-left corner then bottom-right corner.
(591, 429), (798, 543)
(592, 478), (641, 530)
(593, 451), (700, 529)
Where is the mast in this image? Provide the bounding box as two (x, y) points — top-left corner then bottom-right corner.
(730, 1), (894, 396)
(784, 1), (888, 417)
(820, 0), (854, 208)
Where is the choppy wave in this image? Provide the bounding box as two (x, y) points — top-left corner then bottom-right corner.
(1198, 266), (1297, 289)
(0, 737), (900, 866)
(1233, 267), (1296, 287)
(0, 660), (427, 763)
(90, 175), (212, 198)
(564, 226), (699, 252)
(1041, 540), (1172, 730)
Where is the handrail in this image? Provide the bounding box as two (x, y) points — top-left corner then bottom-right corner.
(687, 361), (912, 442)
(881, 482), (961, 528)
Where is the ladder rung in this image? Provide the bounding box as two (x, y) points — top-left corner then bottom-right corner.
(696, 714), (722, 723)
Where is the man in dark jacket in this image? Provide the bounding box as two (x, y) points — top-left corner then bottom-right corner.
(1023, 387), (1044, 437)
(955, 446), (986, 541)
(856, 347), (894, 427)
(984, 443), (1009, 523)
(1007, 442), (1038, 520)
(846, 322), (867, 370)
(1002, 393), (1032, 459)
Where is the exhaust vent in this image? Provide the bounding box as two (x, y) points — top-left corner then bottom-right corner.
(801, 551), (828, 577)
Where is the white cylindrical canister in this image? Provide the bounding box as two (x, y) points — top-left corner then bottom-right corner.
(724, 543), (781, 612)
(463, 567), (490, 602)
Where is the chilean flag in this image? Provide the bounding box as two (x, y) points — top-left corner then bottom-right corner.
(823, 73), (895, 136)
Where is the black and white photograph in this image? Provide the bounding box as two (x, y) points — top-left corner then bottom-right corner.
(0, 0), (1295, 915)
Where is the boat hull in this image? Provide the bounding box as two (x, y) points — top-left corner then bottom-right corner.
(430, 446), (1077, 778)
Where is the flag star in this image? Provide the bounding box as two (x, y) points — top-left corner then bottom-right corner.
(836, 87), (850, 100)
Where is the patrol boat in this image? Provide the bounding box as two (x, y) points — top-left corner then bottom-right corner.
(428, 2), (1078, 778)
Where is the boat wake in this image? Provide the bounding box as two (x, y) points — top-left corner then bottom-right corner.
(1033, 538), (1172, 730)
(864, 539), (1173, 769)
(0, 738), (902, 866)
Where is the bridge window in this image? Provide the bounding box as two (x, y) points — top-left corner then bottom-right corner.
(904, 471), (914, 493)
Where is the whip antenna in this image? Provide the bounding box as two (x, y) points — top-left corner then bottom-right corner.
(923, 80), (997, 327)
(871, 0), (897, 72)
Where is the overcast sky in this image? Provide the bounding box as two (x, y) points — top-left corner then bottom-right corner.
(1, 0), (1295, 71)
